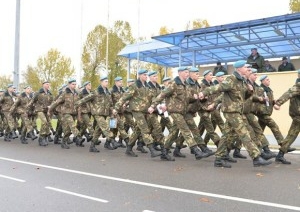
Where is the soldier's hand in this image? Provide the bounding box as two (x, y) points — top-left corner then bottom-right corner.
(159, 104), (167, 113)
(247, 84), (253, 91)
(112, 109), (118, 115)
(193, 94), (198, 99)
(207, 103), (215, 111)
(148, 106), (155, 114)
(198, 92), (204, 100)
(273, 104), (280, 110)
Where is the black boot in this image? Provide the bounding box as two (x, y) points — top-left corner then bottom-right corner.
(275, 150), (291, 164)
(126, 145), (138, 157)
(74, 136), (85, 147)
(136, 141), (148, 153)
(253, 156), (272, 167)
(147, 144), (162, 158)
(104, 139), (115, 150)
(117, 138), (126, 148)
(224, 153), (237, 163)
(20, 135), (28, 144)
(84, 132), (92, 142)
(4, 133), (11, 142)
(28, 131), (38, 140)
(287, 147), (296, 152)
(173, 146), (186, 158)
(39, 136), (47, 146)
(214, 158), (232, 168)
(160, 146), (175, 161)
(0, 132), (4, 137)
(89, 142), (100, 152)
(61, 138), (70, 149)
(190, 146), (209, 160)
(199, 145), (215, 157)
(153, 142), (161, 151)
(233, 148), (247, 159)
(47, 135), (53, 142)
(111, 138), (121, 149)
(26, 132), (32, 138)
(262, 146), (276, 158)
(10, 130), (18, 139)
(53, 135), (61, 144)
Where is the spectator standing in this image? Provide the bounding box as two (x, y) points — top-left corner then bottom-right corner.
(247, 48), (265, 73)
(213, 61), (228, 76)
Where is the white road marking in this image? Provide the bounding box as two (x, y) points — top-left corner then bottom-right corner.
(45, 186), (108, 203)
(0, 174), (26, 182)
(1, 156), (300, 211)
(143, 210), (155, 212)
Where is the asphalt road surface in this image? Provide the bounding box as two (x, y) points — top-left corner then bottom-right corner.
(0, 138), (299, 212)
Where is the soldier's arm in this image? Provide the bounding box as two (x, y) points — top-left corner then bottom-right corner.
(275, 84), (300, 106)
(150, 83), (175, 108)
(114, 86), (135, 111)
(9, 97), (20, 113)
(75, 92), (94, 107)
(49, 92), (65, 112)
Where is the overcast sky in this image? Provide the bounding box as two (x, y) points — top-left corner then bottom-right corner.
(0, 0), (291, 81)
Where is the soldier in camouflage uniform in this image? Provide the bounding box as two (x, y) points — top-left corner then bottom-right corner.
(273, 82), (300, 164)
(160, 77), (173, 134)
(10, 85), (38, 144)
(113, 69), (162, 158)
(255, 75), (284, 146)
(199, 60), (272, 168)
(0, 84), (18, 141)
(48, 79), (85, 149)
(76, 76), (121, 153)
(110, 76), (129, 148)
(0, 89), (4, 137)
(148, 67), (210, 160)
(77, 81), (94, 143)
(28, 81), (53, 146)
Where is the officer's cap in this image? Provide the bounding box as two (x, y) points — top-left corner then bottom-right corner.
(138, 69), (148, 75)
(127, 78), (135, 83)
(203, 70), (212, 76)
(148, 71), (157, 77)
(100, 76), (108, 81)
(260, 75), (268, 81)
(114, 76), (122, 81)
(189, 67), (199, 72)
(233, 60), (251, 68)
(162, 77), (171, 82)
(215, 72), (225, 77)
(177, 66), (189, 72)
(7, 84), (14, 88)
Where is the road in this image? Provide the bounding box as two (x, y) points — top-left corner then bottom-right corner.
(0, 138), (299, 212)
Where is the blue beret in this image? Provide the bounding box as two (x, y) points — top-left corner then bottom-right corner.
(297, 69), (300, 74)
(233, 60), (251, 68)
(83, 81), (91, 87)
(100, 76), (108, 81)
(203, 70), (212, 76)
(251, 68), (258, 73)
(148, 71), (157, 76)
(189, 67), (199, 72)
(127, 78), (135, 83)
(42, 80), (49, 84)
(138, 69), (148, 75)
(114, 76), (122, 81)
(68, 78), (76, 83)
(162, 77), (171, 82)
(23, 85), (31, 89)
(215, 72), (225, 77)
(178, 66), (189, 72)
(260, 75), (268, 81)
(7, 84), (14, 88)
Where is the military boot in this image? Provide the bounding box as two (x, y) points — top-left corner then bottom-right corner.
(117, 138), (126, 148)
(20, 134), (28, 144)
(0, 132), (4, 137)
(61, 138), (70, 149)
(190, 146), (209, 160)
(84, 132), (92, 142)
(74, 136), (85, 147)
(10, 130), (18, 139)
(160, 146), (175, 161)
(126, 145), (138, 157)
(287, 147), (296, 152)
(173, 146), (186, 158)
(136, 140), (148, 153)
(111, 138), (121, 149)
(214, 158), (232, 168)
(233, 148), (247, 159)
(199, 145), (215, 157)
(4, 133), (11, 142)
(253, 156), (272, 167)
(275, 150), (291, 164)
(153, 142), (161, 151)
(104, 139), (115, 150)
(147, 144), (162, 158)
(39, 136), (48, 146)
(28, 130), (38, 140)
(47, 135), (53, 142)
(53, 135), (61, 144)
(26, 132), (32, 139)
(262, 146), (276, 158)
(89, 142), (100, 153)
(224, 153), (237, 163)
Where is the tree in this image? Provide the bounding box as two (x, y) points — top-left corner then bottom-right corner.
(185, 19), (210, 30)
(0, 75), (12, 90)
(158, 26), (174, 35)
(289, 0), (300, 12)
(23, 49), (74, 95)
(82, 21), (135, 89)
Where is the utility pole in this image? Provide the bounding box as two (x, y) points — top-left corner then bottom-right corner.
(14, 0), (21, 90)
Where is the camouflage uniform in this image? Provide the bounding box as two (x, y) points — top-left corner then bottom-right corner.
(49, 87), (82, 149)
(255, 83), (284, 145)
(274, 83), (300, 163)
(28, 87), (53, 145)
(201, 71), (262, 165)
